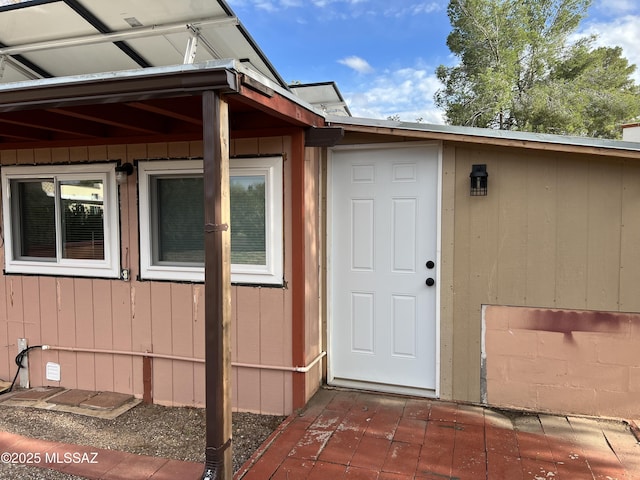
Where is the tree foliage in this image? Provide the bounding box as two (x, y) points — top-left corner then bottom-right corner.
(434, 0), (640, 138)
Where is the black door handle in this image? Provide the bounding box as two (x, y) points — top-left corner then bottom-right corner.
(425, 278), (435, 287)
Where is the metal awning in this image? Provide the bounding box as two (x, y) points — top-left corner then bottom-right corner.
(290, 81), (352, 117)
(0, 0), (286, 87)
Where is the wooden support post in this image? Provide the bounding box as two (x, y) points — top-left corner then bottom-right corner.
(201, 90), (232, 480)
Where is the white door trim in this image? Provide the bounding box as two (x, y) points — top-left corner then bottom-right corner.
(326, 141), (443, 398)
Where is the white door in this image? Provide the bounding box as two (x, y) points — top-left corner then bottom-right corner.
(328, 143), (439, 396)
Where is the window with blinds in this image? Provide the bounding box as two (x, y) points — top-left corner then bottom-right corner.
(1, 164), (120, 278)
(138, 157), (283, 284)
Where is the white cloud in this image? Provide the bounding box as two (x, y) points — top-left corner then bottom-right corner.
(384, 2), (442, 18)
(344, 66), (445, 124)
(338, 56), (374, 74)
(593, 0), (636, 16)
(576, 15), (640, 82)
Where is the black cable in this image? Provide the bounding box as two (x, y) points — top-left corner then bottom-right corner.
(1, 345), (44, 396)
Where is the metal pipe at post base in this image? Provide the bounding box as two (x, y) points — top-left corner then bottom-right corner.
(201, 90), (232, 480)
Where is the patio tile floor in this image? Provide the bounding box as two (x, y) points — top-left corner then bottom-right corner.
(237, 388), (640, 480)
(0, 387), (638, 479)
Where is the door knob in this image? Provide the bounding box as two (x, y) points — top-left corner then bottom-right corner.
(425, 278), (435, 287)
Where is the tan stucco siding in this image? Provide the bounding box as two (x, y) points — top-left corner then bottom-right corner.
(448, 143), (640, 403)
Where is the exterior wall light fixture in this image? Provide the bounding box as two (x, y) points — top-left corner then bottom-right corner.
(470, 164), (488, 196)
(115, 162), (134, 184)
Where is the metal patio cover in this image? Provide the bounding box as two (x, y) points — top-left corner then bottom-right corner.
(0, 0), (284, 87)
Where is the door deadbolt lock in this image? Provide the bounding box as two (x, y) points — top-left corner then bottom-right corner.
(426, 261), (435, 269)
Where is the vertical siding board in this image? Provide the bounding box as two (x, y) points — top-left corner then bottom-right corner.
(51, 148), (70, 163)
(173, 360), (195, 406)
(87, 145), (108, 160)
(107, 145), (127, 163)
(555, 157), (589, 308)
(22, 276), (41, 341)
(439, 144), (456, 400)
(56, 278), (77, 388)
(38, 277), (60, 385)
(466, 150), (499, 402)
(258, 137), (285, 155)
(0, 275), (8, 383)
(236, 369), (261, 413)
(68, 147), (88, 162)
(6, 277), (25, 384)
(192, 285), (205, 358)
(150, 282), (172, 403)
(619, 160), (640, 311)
(93, 279), (114, 392)
(150, 282), (172, 354)
(233, 138), (259, 156)
(231, 367), (239, 411)
(525, 155), (557, 306)
(260, 370), (285, 415)
(147, 143), (169, 158)
(189, 141), (204, 157)
(170, 283), (193, 357)
(231, 286), (238, 363)
(112, 282), (133, 394)
(131, 283), (152, 351)
(125, 145), (146, 279)
(496, 154), (528, 305)
(6, 278), (25, 343)
(192, 284), (205, 405)
(452, 152), (473, 401)
(34, 148), (53, 164)
(586, 160), (623, 311)
(170, 283), (194, 405)
(152, 359), (173, 406)
(0, 150), (17, 165)
(21, 276), (42, 385)
(130, 283), (151, 399)
(74, 279), (95, 391)
(193, 362), (205, 408)
(168, 142), (190, 158)
(16, 149), (34, 165)
(259, 289), (286, 366)
(235, 287), (261, 364)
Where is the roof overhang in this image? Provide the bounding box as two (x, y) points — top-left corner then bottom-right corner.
(327, 116), (640, 159)
(0, 61), (326, 149)
(0, 60), (238, 111)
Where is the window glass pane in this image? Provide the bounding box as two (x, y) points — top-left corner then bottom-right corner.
(61, 180), (104, 260)
(154, 176), (204, 264)
(13, 180), (56, 259)
(230, 175), (266, 265)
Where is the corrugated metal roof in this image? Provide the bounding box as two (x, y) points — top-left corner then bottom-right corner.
(327, 115), (640, 154)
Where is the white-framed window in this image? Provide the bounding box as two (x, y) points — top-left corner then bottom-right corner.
(1, 163), (120, 278)
(138, 157), (284, 285)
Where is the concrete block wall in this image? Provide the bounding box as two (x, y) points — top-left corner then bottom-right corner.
(484, 305), (640, 419)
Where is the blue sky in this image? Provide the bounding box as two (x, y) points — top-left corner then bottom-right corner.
(227, 0), (640, 123)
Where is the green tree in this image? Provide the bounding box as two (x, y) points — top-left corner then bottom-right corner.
(434, 0), (640, 138)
